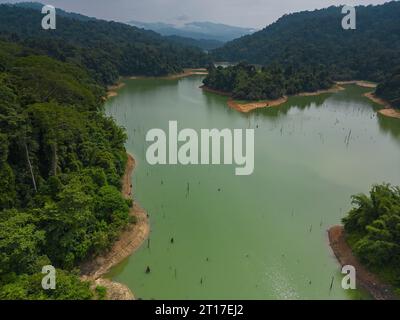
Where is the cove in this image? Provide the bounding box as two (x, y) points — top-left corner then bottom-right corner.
(105, 76), (400, 299)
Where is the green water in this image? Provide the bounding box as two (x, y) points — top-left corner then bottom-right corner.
(105, 76), (400, 300)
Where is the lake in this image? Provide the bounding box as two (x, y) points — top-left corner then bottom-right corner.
(105, 76), (400, 299)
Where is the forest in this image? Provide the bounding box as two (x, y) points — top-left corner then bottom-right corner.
(343, 184), (400, 293)
(0, 1), (399, 301)
(0, 38), (132, 298)
(212, 2), (400, 82)
(0, 3), (214, 300)
(376, 68), (400, 108)
(211, 2), (400, 105)
(0, 4), (211, 86)
(203, 63), (332, 100)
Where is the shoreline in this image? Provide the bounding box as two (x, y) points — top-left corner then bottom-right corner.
(227, 96), (288, 113)
(106, 82), (126, 99)
(129, 68), (208, 81)
(201, 84), (344, 113)
(335, 80), (377, 88)
(364, 92), (400, 120)
(328, 225), (397, 300)
(163, 68), (208, 80)
(297, 84), (344, 96)
(81, 153), (150, 300)
(105, 69), (208, 99)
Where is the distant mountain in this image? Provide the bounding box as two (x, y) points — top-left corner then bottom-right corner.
(213, 1), (400, 82)
(164, 35), (223, 51)
(127, 20), (256, 42)
(0, 4), (211, 84)
(12, 2), (223, 51)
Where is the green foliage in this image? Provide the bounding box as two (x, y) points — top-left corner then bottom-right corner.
(213, 3), (400, 83)
(0, 35), (131, 298)
(0, 210), (45, 276)
(0, 4), (211, 85)
(376, 68), (400, 109)
(0, 270), (93, 300)
(343, 184), (400, 287)
(95, 285), (107, 300)
(203, 62), (332, 100)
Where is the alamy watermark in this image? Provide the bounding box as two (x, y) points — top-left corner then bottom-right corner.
(341, 265), (356, 290)
(41, 265), (56, 290)
(342, 5), (356, 30)
(41, 5), (56, 30)
(145, 121), (255, 176)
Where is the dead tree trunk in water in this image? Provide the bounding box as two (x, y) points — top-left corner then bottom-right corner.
(24, 141), (37, 192)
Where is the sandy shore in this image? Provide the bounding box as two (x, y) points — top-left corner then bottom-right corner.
(106, 82), (126, 99)
(201, 84), (343, 113)
(364, 92), (400, 120)
(201, 85), (289, 112)
(164, 68), (208, 80)
(336, 80), (377, 88)
(328, 225), (397, 300)
(227, 97), (288, 113)
(199, 85), (231, 96)
(297, 84), (344, 96)
(81, 153), (150, 300)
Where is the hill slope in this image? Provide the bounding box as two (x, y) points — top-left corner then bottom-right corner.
(0, 4), (211, 85)
(127, 20), (256, 42)
(213, 2), (400, 83)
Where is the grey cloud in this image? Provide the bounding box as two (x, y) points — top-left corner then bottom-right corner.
(0, 0), (392, 28)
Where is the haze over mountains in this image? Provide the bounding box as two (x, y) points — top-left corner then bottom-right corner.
(13, 2), (254, 50)
(127, 20), (256, 43)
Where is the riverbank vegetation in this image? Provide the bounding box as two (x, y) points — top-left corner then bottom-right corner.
(203, 62), (332, 100)
(0, 3), (213, 299)
(343, 184), (400, 294)
(0, 39), (132, 299)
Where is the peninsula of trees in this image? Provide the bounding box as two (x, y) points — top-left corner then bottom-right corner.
(343, 184), (400, 295)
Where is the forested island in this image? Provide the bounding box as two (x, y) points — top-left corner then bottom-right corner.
(203, 63), (333, 100)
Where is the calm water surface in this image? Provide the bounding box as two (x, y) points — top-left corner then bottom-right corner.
(105, 76), (400, 299)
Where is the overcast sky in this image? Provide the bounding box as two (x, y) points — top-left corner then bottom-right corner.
(0, 0), (394, 28)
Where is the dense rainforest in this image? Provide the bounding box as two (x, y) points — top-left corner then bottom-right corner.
(0, 4), (211, 86)
(0, 39), (132, 299)
(210, 2), (400, 104)
(343, 184), (400, 293)
(0, 3), (211, 300)
(203, 63), (332, 100)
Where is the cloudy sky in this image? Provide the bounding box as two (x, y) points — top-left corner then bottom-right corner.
(0, 0), (393, 28)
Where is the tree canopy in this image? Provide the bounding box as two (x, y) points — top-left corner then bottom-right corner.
(203, 62), (332, 100)
(0, 39), (130, 299)
(343, 184), (400, 290)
